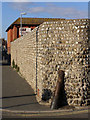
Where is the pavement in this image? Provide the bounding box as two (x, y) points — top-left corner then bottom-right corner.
(0, 59), (89, 119)
(2, 60), (50, 111)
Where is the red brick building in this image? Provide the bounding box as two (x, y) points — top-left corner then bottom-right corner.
(6, 17), (65, 54)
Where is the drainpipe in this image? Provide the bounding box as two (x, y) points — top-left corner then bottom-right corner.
(50, 70), (64, 109)
(36, 27), (39, 94)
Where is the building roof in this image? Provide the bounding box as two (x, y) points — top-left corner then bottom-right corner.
(6, 17), (65, 32)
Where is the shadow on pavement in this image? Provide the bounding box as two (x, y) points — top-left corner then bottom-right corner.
(0, 94), (36, 99)
(1, 102), (38, 109)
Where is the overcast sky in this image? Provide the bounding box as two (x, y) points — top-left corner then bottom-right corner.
(0, 0), (89, 40)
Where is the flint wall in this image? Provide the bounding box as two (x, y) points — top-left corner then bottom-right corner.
(11, 19), (90, 106)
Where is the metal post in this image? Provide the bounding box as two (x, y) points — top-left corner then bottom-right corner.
(20, 12), (26, 36)
(20, 14), (22, 36)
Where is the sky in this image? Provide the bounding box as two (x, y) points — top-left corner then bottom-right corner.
(0, 0), (89, 40)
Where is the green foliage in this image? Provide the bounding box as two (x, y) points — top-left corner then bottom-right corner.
(14, 38), (16, 41)
(16, 66), (19, 72)
(15, 64), (17, 69)
(12, 59), (15, 68)
(12, 59), (20, 72)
